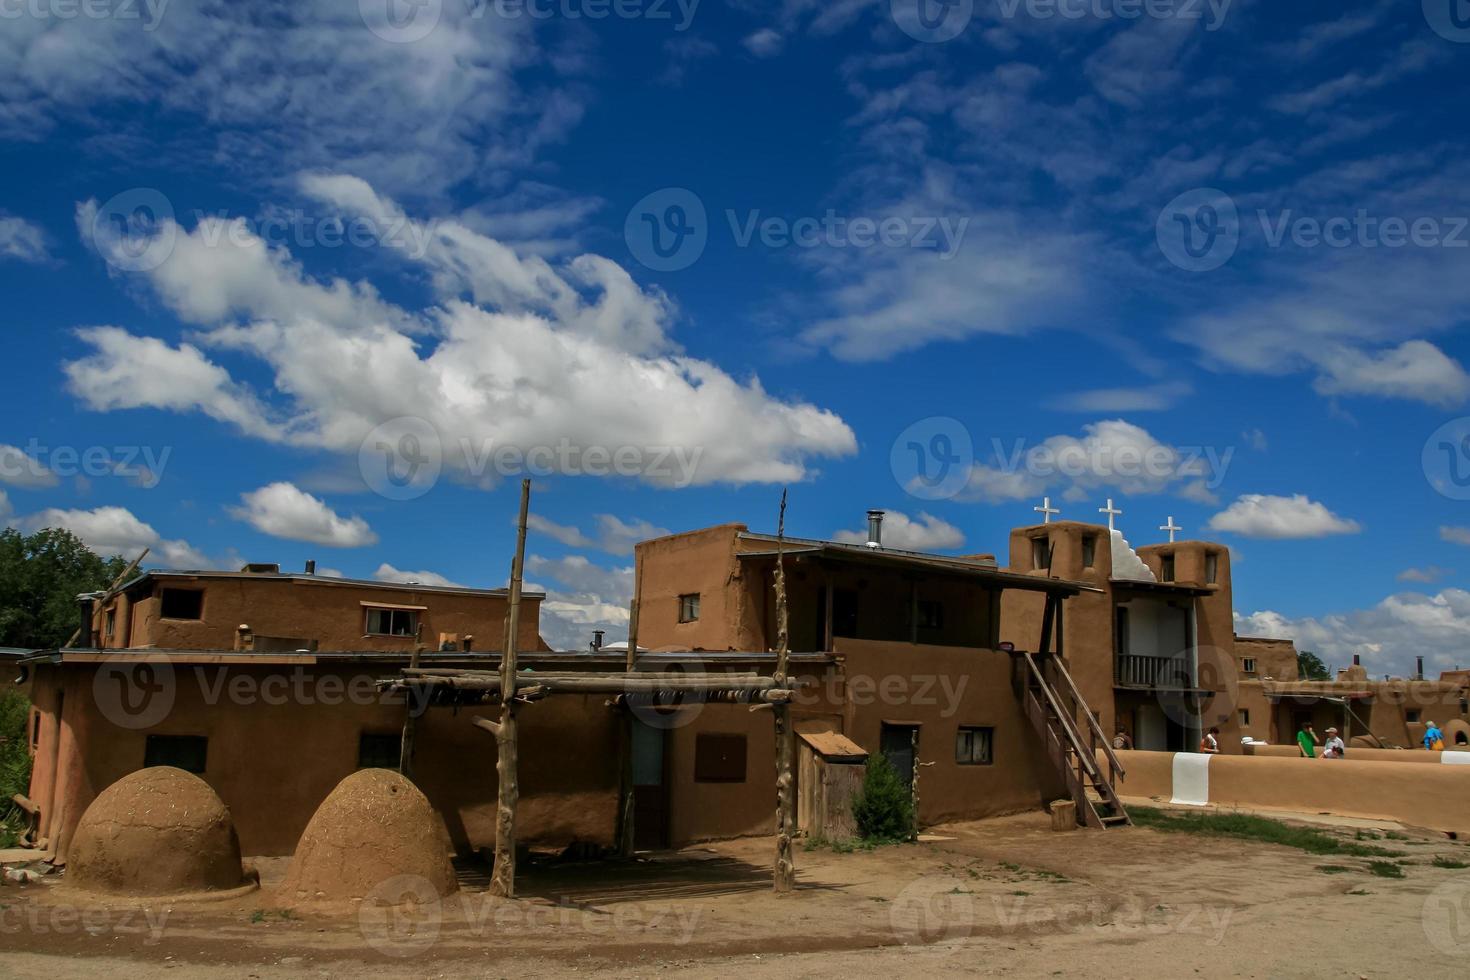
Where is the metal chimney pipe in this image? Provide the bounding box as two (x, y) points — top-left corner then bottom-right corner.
(866, 509), (885, 549)
(1416, 656), (1425, 681)
(304, 559), (316, 574)
(1352, 654), (1361, 666)
(591, 629), (605, 651)
(77, 593), (96, 649)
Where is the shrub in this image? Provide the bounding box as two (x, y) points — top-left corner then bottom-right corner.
(0, 690), (32, 847)
(851, 755), (915, 842)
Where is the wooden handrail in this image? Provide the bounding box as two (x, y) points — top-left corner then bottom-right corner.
(1049, 655), (1127, 780)
(1019, 652), (1101, 782)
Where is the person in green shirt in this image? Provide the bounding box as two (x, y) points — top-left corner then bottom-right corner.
(1296, 723), (1319, 758)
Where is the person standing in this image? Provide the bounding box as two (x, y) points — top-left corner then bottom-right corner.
(1297, 722), (1319, 758)
(1424, 721), (1445, 751)
(1113, 726), (1134, 751)
(1199, 726), (1221, 754)
(1322, 727), (1346, 759)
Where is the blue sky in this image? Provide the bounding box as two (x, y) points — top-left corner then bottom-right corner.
(2, 0), (1470, 670)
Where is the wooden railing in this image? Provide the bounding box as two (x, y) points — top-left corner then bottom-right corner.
(1115, 653), (1192, 689)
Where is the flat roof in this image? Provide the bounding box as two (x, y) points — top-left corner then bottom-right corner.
(1111, 579), (1213, 597)
(111, 568), (543, 601)
(25, 648), (838, 668)
(736, 533), (1100, 596)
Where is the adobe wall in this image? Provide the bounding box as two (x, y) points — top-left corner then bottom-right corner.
(1233, 636), (1299, 679)
(1108, 749), (1470, 836)
(635, 525), (762, 651)
(30, 662), (618, 860)
(98, 577), (543, 654)
(1242, 743), (1470, 763)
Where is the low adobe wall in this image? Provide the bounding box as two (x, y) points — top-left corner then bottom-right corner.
(1242, 743), (1470, 764)
(1108, 749), (1470, 836)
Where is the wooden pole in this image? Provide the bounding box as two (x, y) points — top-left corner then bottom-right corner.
(398, 624), (427, 775)
(772, 489), (796, 894)
(616, 562), (641, 857)
(490, 479), (531, 899)
(66, 547), (149, 647)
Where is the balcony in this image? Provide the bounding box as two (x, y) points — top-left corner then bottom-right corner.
(1115, 653), (1195, 690)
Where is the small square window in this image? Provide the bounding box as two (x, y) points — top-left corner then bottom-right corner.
(916, 599), (943, 630)
(678, 593), (701, 623)
(1242, 658), (1257, 674)
(694, 733), (746, 782)
(358, 732), (403, 770)
(955, 726), (993, 765)
(1081, 536), (1097, 569)
(365, 607), (418, 637)
(1407, 709), (1422, 724)
(1205, 553), (1219, 585)
(159, 588), (204, 620)
(144, 734), (208, 774)
(1032, 538), (1049, 571)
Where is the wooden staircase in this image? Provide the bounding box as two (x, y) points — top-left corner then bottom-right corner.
(1010, 588), (1131, 830)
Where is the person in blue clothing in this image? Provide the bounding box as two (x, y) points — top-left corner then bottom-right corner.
(1424, 720), (1445, 751)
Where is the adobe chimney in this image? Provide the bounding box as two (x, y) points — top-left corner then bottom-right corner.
(866, 509), (885, 549)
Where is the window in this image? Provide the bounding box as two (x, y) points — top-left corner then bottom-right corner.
(1205, 553), (1219, 585)
(105, 608), (116, 639)
(955, 726), (994, 765)
(694, 733), (746, 782)
(31, 710), (41, 749)
(358, 732), (402, 770)
(159, 588), (204, 620)
(1407, 709), (1422, 724)
(1032, 538), (1050, 571)
(144, 734), (208, 774)
(1081, 535), (1097, 569)
(1115, 606), (1130, 656)
(916, 599), (943, 630)
(365, 607), (418, 637)
(678, 593), (701, 623)
(1239, 709), (1250, 726)
(1242, 658), (1257, 674)
(1160, 556), (1175, 582)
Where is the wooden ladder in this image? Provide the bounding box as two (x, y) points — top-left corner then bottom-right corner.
(1011, 589), (1131, 830)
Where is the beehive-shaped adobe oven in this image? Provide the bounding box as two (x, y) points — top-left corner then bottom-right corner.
(279, 768), (458, 904)
(69, 766), (250, 896)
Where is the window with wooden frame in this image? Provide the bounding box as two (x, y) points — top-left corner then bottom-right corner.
(955, 726), (994, 765)
(365, 607), (419, 637)
(678, 593), (701, 623)
(1239, 709), (1250, 726)
(694, 733), (746, 782)
(916, 599), (943, 630)
(1242, 658), (1257, 674)
(159, 587), (204, 620)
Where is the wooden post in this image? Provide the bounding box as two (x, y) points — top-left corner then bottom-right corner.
(398, 628), (425, 775)
(772, 489), (796, 894)
(66, 547), (149, 647)
(615, 562), (642, 857)
(490, 479), (531, 899)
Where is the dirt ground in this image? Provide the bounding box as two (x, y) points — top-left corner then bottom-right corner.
(4, 809), (1470, 979)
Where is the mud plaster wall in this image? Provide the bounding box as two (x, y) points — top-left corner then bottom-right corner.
(1233, 637), (1299, 680)
(31, 663), (618, 860)
(97, 577), (544, 654)
(1108, 749), (1470, 835)
(634, 525), (762, 652)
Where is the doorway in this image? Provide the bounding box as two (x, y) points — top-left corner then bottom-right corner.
(631, 718), (669, 850)
(880, 723), (920, 791)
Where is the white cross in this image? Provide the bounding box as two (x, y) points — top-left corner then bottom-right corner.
(1160, 516), (1182, 543)
(1033, 496), (1060, 524)
(1099, 498), (1122, 532)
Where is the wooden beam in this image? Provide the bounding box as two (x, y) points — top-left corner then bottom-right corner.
(772, 489), (796, 894)
(66, 547), (149, 647)
(399, 628), (426, 775)
(489, 478), (531, 900)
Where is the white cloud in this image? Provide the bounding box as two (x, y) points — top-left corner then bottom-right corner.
(1398, 566), (1451, 584)
(1440, 526), (1470, 547)
(526, 513), (670, 555)
(525, 554), (633, 651)
(832, 510), (964, 552)
(14, 504), (209, 568)
(229, 482), (377, 548)
(1312, 341), (1470, 408)
(373, 563), (463, 589)
(0, 216), (48, 263)
(1047, 381), (1192, 413)
(1241, 429), (1268, 452)
(65, 182), (856, 487)
(1207, 494), (1361, 539)
(1235, 588), (1470, 678)
(0, 444), (58, 489)
(958, 420), (1223, 505)
(743, 29), (784, 58)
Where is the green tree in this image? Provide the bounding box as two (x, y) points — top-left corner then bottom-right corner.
(851, 754), (915, 842)
(0, 527), (128, 649)
(1298, 650), (1331, 681)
